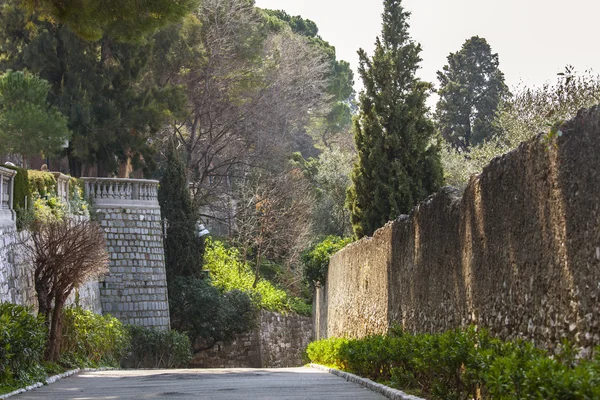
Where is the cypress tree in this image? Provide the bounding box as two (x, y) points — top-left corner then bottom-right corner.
(346, 0), (443, 238)
(158, 146), (204, 285)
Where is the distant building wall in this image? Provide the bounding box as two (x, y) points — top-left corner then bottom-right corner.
(317, 106), (600, 356)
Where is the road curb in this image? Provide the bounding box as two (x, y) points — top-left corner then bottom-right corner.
(0, 367), (114, 399)
(309, 363), (425, 400)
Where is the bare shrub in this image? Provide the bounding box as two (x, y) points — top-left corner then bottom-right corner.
(20, 218), (109, 361)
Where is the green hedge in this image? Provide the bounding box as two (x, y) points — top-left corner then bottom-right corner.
(0, 303), (47, 391)
(122, 325), (192, 369)
(307, 328), (600, 399)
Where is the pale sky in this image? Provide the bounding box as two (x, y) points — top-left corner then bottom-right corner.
(255, 0), (600, 105)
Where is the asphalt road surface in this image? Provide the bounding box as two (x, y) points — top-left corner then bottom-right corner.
(12, 367), (388, 399)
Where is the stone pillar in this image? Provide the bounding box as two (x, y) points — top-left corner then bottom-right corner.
(82, 178), (170, 329)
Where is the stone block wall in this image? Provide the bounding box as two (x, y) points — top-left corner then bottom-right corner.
(318, 106), (600, 355)
(96, 206), (170, 329)
(191, 311), (313, 368)
(0, 221), (36, 306)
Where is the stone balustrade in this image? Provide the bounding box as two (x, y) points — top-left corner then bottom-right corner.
(0, 166), (16, 224)
(82, 178), (159, 208)
(52, 172), (70, 205)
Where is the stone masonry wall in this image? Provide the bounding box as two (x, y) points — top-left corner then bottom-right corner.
(0, 221), (36, 306)
(96, 206), (170, 329)
(191, 311), (313, 368)
(0, 220), (102, 313)
(319, 106), (600, 355)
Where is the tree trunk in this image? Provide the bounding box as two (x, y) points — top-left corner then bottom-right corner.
(45, 293), (66, 362)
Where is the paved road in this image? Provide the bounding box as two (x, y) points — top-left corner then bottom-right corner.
(13, 368), (387, 399)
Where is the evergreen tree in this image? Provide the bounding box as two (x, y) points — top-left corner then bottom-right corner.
(346, 0), (443, 238)
(158, 146), (204, 285)
(436, 36), (509, 151)
(21, 0), (197, 41)
(0, 71), (70, 165)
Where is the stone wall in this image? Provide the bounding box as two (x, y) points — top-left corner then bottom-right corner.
(191, 311), (313, 368)
(0, 221), (36, 306)
(94, 205), (170, 329)
(318, 106), (600, 355)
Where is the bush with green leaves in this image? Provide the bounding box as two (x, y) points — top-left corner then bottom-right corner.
(0, 302), (47, 392)
(59, 307), (130, 368)
(122, 326), (192, 369)
(204, 239), (311, 316)
(307, 328), (600, 399)
(169, 276), (258, 352)
(301, 236), (353, 288)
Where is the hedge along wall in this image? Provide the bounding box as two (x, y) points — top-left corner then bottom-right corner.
(318, 106), (600, 355)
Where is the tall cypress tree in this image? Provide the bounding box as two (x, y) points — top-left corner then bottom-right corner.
(346, 0), (443, 238)
(158, 146), (204, 285)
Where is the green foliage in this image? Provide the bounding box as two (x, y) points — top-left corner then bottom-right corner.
(22, 0), (198, 42)
(204, 239), (312, 316)
(26, 170), (65, 224)
(0, 71), (70, 162)
(0, 2), (186, 176)
(123, 326), (192, 369)
(68, 178), (89, 216)
(442, 68), (600, 188)
(436, 36), (509, 151)
(3, 165), (31, 229)
(293, 149), (355, 237)
(59, 307), (130, 368)
(307, 328), (600, 399)
(347, 0), (443, 238)
(0, 303), (47, 392)
(158, 147), (204, 283)
(301, 236), (353, 287)
(169, 277), (258, 351)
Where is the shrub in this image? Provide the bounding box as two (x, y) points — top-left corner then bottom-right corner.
(307, 328), (600, 399)
(301, 236), (353, 287)
(0, 303), (46, 389)
(59, 307), (130, 368)
(123, 326), (192, 369)
(169, 276), (258, 352)
(204, 239), (311, 316)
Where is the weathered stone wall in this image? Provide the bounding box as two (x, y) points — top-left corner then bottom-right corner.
(0, 221), (102, 313)
(320, 106), (600, 354)
(0, 221), (36, 306)
(191, 311), (313, 368)
(96, 206), (170, 329)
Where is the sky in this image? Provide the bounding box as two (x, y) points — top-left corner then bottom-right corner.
(254, 0), (600, 102)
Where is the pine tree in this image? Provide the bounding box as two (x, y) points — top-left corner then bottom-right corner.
(436, 36), (509, 151)
(158, 146), (204, 285)
(346, 0), (443, 238)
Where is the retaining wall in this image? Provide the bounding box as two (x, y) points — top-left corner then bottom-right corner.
(318, 106), (600, 355)
(191, 311), (313, 368)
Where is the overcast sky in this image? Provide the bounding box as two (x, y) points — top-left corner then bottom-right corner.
(255, 0), (599, 101)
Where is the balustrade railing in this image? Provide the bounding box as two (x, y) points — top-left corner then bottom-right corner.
(52, 172), (70, 205)
(82, 178), (159, 207)
(0, 166), (17, 223)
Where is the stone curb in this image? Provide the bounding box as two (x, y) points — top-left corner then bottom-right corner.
(0, 367), (114, 399)
(309, 363), (425, 400)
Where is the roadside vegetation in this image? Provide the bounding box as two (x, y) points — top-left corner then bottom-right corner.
(308, 328), (600, 399)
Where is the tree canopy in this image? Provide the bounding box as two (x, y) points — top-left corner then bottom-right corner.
(346, 0), (443, 238)
(21, 0), (198, 41)
(436, 36), (509, 151)
(0, 70), (70, 164)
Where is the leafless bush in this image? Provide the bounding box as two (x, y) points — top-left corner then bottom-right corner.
(20, 218), (109, 360)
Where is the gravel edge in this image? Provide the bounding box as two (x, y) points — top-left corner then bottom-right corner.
(309, 363), (426, 400)
(0, 367), (114, 399)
